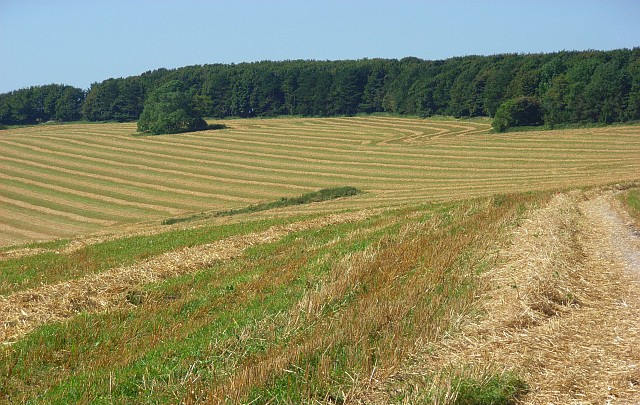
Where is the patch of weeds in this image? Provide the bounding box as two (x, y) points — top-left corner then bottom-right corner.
(492, 194), (507, 207)
(619, 188), (640, 224)
(453, 372), (528, 405)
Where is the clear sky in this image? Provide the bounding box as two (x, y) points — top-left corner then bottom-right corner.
(1, 0), (639, 93)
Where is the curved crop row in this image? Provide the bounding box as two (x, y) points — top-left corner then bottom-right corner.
(1, 117), (639, 246)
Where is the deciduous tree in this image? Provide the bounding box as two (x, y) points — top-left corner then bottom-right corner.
(137, 80), (207, 135)
(492, 96), (543, 132)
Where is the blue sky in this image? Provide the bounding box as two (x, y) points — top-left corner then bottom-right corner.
(1, 0), (639, 93)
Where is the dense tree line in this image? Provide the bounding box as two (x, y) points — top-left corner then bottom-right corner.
(1, 48), (639, 128)
(0, 84), (84, 125)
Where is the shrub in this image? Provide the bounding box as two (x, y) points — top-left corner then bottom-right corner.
(492, 97), (543, 132)
(137, 80), (209, 135)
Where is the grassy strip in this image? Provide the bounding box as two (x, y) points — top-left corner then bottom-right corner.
(161, 187), (362, 225)
(496, 120), (640, 133)
(0, 238), (71, 253)
(404, 369), (528, 404)
(0, 214), (313, 296)
(133, 123), (227, 137)
(0, 192), (545, 404)
(619, 187), (640, 224)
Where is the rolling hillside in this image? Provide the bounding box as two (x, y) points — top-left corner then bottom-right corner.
(1, 116), (639, 247)
(0, 117), (639, 403)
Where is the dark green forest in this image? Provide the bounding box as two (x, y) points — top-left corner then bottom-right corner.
(1, 48), (639, 128)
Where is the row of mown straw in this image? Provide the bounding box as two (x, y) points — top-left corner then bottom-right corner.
(0, 210), (372, 343)
(3, 118), (639, 246)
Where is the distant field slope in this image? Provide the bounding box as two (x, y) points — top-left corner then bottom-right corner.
(1, 116), (639, 246)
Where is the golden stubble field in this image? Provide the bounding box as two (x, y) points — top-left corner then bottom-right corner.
(1, 116), (639, 247)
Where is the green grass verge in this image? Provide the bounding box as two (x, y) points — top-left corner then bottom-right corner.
(497, 120), (640, 133)
(0, 211), (391, 403)
(161, 186), (362, 225)
(619, 188), (640, 224)
(0, 238), (71, 253)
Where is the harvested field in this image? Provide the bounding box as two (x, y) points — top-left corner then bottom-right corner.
(362, 189), (640, 404)
(0, 190), (544, 404)
(1, 117), (639, 247)
(0, 209), (373, 342)
(0, 177), (639, 403)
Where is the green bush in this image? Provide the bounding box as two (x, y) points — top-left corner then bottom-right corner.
(492, 97), (543, 132)
(137, 80), (209, 135)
